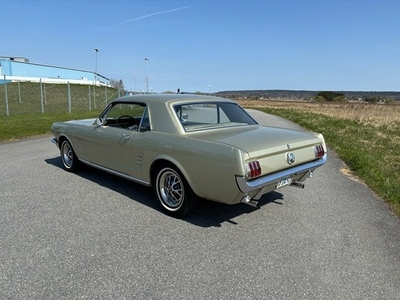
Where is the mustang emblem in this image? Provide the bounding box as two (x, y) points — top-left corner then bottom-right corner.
(287, 152), (295, 165)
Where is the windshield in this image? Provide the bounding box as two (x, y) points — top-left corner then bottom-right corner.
(174, 102), (258, 132)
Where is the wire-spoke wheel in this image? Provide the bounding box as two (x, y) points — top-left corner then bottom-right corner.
(60, 140), (79, 172)
(154, 164), (196, 217)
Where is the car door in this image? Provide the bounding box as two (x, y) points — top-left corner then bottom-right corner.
(85, 125), (133, 175)
(84, 102), (147, 176)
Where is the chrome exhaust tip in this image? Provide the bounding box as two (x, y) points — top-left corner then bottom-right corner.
(290, 182), (305, 189)
(240, 195), (260, 208)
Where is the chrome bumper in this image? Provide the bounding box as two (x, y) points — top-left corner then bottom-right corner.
(236, 154), (327, 194)
(51, 138), (59, 148)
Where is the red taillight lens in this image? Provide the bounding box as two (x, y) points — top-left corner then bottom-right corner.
(246, 161), (261, 179)
(315, 144), (325, 158)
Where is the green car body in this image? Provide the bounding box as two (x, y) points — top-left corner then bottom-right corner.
(51, 94), (326, 217)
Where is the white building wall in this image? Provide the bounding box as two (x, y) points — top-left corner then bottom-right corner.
(0, 58), (110, 86)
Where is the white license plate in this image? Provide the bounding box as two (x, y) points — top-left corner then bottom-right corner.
(276, 177), (292, 188)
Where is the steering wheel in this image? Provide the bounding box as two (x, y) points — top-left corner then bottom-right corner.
(116, 115), (135, 124)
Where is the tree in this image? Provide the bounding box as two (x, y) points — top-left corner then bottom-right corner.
(365, 96), (379, 103)
(316, 91), (346, 102)
(110, 79), (124, 91)
(314, 95), (326, 102)
(333, 95), (347, 102)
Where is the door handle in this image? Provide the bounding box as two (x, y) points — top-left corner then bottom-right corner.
(122, 134), (131, 140)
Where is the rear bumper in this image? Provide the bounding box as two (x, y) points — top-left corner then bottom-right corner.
(235, 154), (327, 196)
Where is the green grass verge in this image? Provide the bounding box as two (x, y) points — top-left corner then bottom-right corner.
(0, 110), (103, 141)
(256, 107), (400, 216)
(0, 82), (120, 115)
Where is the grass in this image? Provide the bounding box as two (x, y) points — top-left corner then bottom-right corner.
(0, 81), (118, 140)
(238, 99), (400, 216)
(0, 82), (120, 115)
(0, 110), (103, 141)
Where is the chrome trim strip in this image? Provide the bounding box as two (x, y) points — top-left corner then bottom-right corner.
(236, 154), (327, 193)
(80, 159), (151, 187)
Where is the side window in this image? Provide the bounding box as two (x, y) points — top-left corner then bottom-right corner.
(104, 102), (147, 130)
(139, 107), (151, 132)
(176, 103), (229, 125)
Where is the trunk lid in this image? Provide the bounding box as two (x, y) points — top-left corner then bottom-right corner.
(190, 125), (323, 175)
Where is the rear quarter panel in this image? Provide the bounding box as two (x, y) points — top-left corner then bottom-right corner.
(144, 132), (246, 204)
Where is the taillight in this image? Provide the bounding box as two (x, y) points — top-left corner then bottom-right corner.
(314, 144), (325, 158)
(245, 161), (261, 179)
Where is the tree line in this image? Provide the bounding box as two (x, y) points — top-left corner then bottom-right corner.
(215, 90), (400, 102)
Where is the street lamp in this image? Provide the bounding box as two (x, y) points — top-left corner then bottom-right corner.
(208, 85), (211, 95)
(94, 47), (99, 107)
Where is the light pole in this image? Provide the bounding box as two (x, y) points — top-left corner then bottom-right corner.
(208, 85), (211, 95)
(94, 47), (99, 107)
(144, 58), (149, 93)
(133, 77), (136, 93)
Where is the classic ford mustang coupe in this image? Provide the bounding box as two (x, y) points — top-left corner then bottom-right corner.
(51, 94), (326, 217)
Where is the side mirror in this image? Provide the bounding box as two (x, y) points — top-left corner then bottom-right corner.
(181, 113), (188, 123)
(96, 117), (104, 126)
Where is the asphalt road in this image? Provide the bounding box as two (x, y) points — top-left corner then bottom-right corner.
(1, 110), (399, 300)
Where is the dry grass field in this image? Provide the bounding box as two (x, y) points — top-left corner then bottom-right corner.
(237, 99), (400, 216)
(237, 99), (400, 127)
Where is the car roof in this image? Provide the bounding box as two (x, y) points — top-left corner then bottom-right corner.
(109, 94), (237, 135)
(112, 93), (234, 104)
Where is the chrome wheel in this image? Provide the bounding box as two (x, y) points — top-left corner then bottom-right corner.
(60, 140), (79, 172)
(153, 164), (197, 217)
(156, 167), (184, 211)
(61, 142), (73, 168)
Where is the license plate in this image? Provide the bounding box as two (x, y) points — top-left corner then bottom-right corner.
(276, 177), (292, 188)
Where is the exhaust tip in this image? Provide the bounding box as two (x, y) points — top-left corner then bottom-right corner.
(290, 182), (305, 189)
(241, 195), (260, 208)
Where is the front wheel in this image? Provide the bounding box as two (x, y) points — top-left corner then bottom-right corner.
(153, 164), (196, 218)
(60, 140), (80, 172)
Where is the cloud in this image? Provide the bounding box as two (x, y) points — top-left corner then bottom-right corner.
(115, 6), (192, 25)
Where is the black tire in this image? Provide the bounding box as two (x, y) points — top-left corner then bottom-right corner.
(153, 164), (196, 218)
(60, 139), (80, 172)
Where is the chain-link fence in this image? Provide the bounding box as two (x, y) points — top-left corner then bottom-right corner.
(0, 79), (123, 116)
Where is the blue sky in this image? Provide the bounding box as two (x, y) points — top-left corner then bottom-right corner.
(3, 0), (400, 93)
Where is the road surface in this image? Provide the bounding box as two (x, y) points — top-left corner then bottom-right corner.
(1, 110), (399, 299)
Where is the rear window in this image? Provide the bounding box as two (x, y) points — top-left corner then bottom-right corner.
(174, 102), (257, 132)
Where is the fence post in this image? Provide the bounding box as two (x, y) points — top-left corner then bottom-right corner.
(4, 75), (9, 116)
(18, 82), (21, 103)
(88, 85), (91, 111)
(44, 82), (47, 105)
(93, 83), (96, 109)
(40, 79), (44, 113)
(105, 85), (108, 106)
(68, 82), (71, 113)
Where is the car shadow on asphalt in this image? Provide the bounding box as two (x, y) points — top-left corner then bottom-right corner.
(184, 191), (284, 227)
(45, 157), (284, 227)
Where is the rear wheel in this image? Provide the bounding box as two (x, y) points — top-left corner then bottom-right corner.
(60, 140), (80, 172)
(153, 164), (196, 218)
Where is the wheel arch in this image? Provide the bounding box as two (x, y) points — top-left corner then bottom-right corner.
(150, 157), (197, 195)
(58, 134), (69, 144)
(58, 135), (80, 160)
